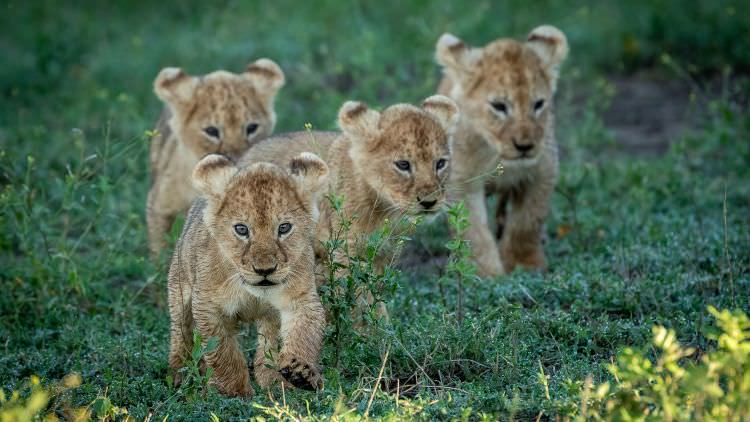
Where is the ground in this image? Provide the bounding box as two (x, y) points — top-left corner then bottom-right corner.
(0, 1), (749, 420)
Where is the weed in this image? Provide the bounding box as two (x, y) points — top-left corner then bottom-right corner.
(168, 332), (219, 402)
(441, 201), (478, 325)
(545, 307), (750, 421)
(318, 193), (403, 368)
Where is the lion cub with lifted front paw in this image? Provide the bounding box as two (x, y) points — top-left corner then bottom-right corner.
(148, 59), (285, 259)
(167, 152), (327, 398)
(436, 26), (568, 276)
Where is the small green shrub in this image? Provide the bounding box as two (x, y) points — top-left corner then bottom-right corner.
(551, 306), (750, 421)
(440, 201), (478, 325)
(318, 193), (403, 368)
(1, 374), (86, 421)
(167, 332), (219, 402)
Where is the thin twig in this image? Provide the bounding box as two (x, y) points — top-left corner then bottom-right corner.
(365, 346), (390, 419)
(722, 185), (735, 306)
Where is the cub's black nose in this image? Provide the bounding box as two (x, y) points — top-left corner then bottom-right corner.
(420, 199), (437, 210)
(513, 139), (534, 153)
(252, 264), (277, 277)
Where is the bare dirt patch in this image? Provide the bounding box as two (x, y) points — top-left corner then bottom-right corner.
(603, 74), (698, 156)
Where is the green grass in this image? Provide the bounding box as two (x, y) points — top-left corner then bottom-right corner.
(1, 0), (749, 419)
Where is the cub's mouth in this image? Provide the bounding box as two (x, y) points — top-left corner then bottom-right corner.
(253, 279), (278, 287)
(241, 275), (280, 287)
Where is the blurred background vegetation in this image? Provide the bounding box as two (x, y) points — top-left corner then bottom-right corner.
(2, 0), (749, 140)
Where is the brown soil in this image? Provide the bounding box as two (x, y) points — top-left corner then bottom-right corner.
(602, 74), (699, 156)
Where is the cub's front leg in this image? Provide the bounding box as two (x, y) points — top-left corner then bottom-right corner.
(275, 288), (325, 390)
(500, 176), (554, 272)
(464, 184), (505, 277)
(192, 299), (254, 398)
(146, 185), (177, 260)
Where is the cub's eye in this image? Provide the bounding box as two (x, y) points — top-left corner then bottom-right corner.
(534, 99), (545, 112)
(278, 222), (292, 236)
(435, 158), (447, 171)
(246, 123), (259, 136)
(394, 160), (411, 172)
(234, 223), (249, 238)
(490, 101), (508, 114)
(203, 126), (220, 139)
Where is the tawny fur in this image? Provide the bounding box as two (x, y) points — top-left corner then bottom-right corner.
(240, 97), (459, 318)
(148, 59), (285, 259)
(435, 25), (568, 276)
(167, 152), (327, 398)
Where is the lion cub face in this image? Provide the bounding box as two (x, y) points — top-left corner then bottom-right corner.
(339, 96), (459, 216)
(155, 59), (285, 159)
(193, 153), (328, 287)
(437, 26), (568, 164)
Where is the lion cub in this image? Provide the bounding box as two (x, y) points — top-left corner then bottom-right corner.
(167, 152), (328, 398)
(147, 59), (285, 258)
(241, 96), (458, 313)
(435, 25), (568, 276)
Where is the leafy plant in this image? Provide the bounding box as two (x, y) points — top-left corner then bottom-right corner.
(1, 375), (50, 422)
(1, 374), (87, 421)
(318, 193), (403, 368)
(441, 201), (478, 325)
(548, 306), (750, 421)
(168, 331), (219, 402)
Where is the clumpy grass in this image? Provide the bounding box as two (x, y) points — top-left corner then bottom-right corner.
(1, 0), (749, 419)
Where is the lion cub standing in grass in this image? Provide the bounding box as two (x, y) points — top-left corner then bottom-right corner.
(147, 59), (285, 259)
(435, 26), (568, 276)
(240, 96), (458, 316)
(167, 152), (327, 398)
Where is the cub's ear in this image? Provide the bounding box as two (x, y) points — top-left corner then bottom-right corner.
(526, 25), (568, 87)
(289, 152), (329, 195)
(337, 101), (381, 140)
(436, 33), (481, 82)
(192, 154), (238, 197)
(289, 152), (329, 216)
(154, 67), (199, 106)
(244, 58), (285, 96)
(422, 95), (459, 131)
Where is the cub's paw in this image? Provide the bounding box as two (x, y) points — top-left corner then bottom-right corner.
(213, 379), (254, 398)
(279, 357), (322, 391)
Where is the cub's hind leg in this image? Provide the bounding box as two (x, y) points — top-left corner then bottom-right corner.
(167, 266), (194, 386)
(253, 315), (285, 389)
(193, 305), (254, 398)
